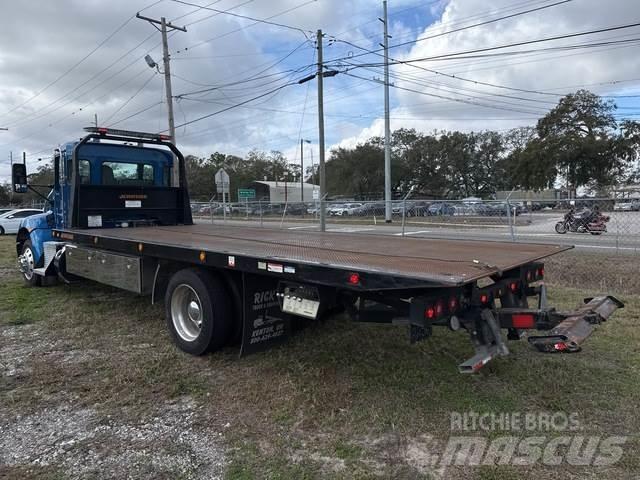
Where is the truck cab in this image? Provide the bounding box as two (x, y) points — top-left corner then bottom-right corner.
(14, 127), (192, 278)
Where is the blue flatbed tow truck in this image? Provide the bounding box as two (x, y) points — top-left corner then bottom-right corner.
(10, 127), (623, 372)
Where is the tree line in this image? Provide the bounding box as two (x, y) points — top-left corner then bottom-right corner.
(186, 89), (640, 201)
(2, 89), (639, 205)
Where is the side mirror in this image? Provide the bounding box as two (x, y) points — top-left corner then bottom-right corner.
(12, 163), (28, 193)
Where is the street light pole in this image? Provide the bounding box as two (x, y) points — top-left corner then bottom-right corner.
(300, 138), (311, 202)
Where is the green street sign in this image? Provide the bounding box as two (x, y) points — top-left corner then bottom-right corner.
(238, 188), (256, 199)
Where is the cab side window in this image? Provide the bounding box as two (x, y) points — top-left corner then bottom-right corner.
(79, 159), (91, 184)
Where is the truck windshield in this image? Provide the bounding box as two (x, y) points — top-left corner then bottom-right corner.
(101, 161), (154, 186)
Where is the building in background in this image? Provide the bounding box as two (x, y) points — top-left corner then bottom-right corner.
(248, 181), (320, 203)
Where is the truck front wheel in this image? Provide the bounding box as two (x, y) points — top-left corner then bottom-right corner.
(165, 268), (232, 355)
(20, 240), (42, 287)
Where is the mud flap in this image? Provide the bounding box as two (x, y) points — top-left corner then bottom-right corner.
(527, 296), (624, 353)
(239, 273), (291, 356)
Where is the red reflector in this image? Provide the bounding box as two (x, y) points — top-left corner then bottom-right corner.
(480, 294), (489, 304)
(512, 314), (535, 329)
(509, 281), (519, 292)
(348, 273), (360, 285)
(554, 342), (567, 351)
(448, 297), (457, 311)
(435, 300), (444, 316)
(425, 307), (435, 319)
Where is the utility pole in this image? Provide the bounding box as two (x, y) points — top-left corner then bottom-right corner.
(381, 1), (392, 223)
(136, 13), (186, 187)
(94, 113), (98, 128)
(317, 29), (327, 232)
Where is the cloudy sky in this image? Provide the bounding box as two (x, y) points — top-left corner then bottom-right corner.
(1, 0), (640, 181)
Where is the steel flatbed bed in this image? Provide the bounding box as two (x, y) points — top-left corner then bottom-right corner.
(54, 224), (571, 290)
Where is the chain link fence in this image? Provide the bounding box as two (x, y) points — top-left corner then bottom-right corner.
(191, 197), (640, 295)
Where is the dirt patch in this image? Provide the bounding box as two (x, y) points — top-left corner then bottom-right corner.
(0, 398), (226, 479)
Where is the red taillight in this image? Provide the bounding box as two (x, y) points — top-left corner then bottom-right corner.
(97, 127), (108, 134)
(512, 314), (535, 329)
(480, 293), (489, 304)
(554, 342), (567, 351)
(435, 300), (444, 316)
(159, 134), (171, 141)
(538, 267), (544, 278)
(448, 297), (458, 311)
(509, 281), (519, 293)
(348, 273), (360, 285)
(425, 306), (435, 319)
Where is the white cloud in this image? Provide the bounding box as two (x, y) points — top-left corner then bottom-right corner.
(1, 0), (640, 183)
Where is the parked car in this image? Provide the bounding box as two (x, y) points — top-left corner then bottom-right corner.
(358, 202), (386, 216)
(340, 203), (364, 216)
(427, 202), (456, 216)
(0, 208), (13, 216)
(328, 204), (348, 216)
(392, 201), (427, 217)
(284, 203), (308, 215)
(0, 209), (44, 234)
(613, 200), (640, 212)
(471, 203), (496, 216)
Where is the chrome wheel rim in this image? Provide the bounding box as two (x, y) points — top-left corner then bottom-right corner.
(23, 248), (35, 281)
(171, 284), (204, 342)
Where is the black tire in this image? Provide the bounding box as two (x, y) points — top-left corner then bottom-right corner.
(0, 226), (4, 235)
(21, 240), (42, 287)
(554, 222), (567, 234)
(165, 268), (233, 355)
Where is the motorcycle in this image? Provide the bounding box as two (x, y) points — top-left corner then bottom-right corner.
(555, 209), (609, 235)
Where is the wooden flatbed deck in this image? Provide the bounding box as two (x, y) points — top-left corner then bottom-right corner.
(60, 224), (571, 287)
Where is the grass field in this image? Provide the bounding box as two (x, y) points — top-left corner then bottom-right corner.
(0, 235), (638, 479)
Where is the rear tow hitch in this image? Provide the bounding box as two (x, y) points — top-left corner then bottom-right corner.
(527, 296), (624, 353)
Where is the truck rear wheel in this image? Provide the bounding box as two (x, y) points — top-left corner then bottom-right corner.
(165, 268), (232, 355)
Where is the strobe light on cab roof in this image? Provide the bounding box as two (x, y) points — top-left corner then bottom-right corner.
(83, 126), (172, 142)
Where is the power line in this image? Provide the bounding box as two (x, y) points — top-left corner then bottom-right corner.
(343, 71), (544, 115)
(325, 0), (575, 64)
(174, 40), (313, 97)
(169, 0), (314, 36)
(340, 22), (640, 69)
(102, 72), (159, 125)
(108, 101), (165, 127)
(173, 82), (299, 130)
(175, 0), (317, 54)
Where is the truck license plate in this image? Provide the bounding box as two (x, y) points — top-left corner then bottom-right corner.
(282, 296), (320, 319)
